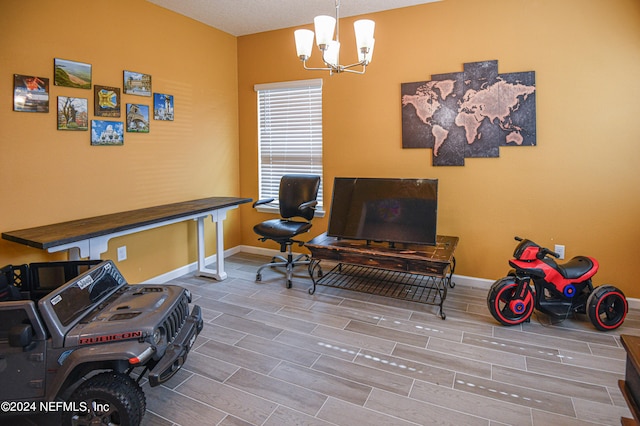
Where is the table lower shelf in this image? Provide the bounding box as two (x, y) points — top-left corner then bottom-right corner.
(308, 262), (453, 319)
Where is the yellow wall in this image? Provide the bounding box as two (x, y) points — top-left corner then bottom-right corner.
(0, 0), (241, 282)
(238, 0), (640, 295)
(2, 0), (639, 297)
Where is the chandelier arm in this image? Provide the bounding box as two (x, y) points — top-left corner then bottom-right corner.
(342, 60), (368, 70)
(302, 61), (338, 73)
(321, 49), (331, 68)
(341, 67), (367, 75)
(301, 61), (366, 75)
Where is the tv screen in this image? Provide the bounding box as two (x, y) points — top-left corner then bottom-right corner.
(327, 177), (438, 246)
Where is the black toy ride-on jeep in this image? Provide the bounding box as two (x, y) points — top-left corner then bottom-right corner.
(0, 260), (203, 425)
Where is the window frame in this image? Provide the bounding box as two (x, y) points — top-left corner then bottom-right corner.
(254, 79), (324, 216)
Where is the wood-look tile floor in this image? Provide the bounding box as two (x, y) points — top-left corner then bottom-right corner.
(14, 252), (640, 425)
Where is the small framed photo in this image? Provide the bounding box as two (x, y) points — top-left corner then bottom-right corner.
(123, 70), (151, 96)
(58, 96), (88, 131)
(153, 93), (174, 121)
(94, 85), (121, 117)
(13, 74), (49, 112)
(126, 104), (149, 133)
(91, 120), (124, 146)
(54, 58), (92, 89)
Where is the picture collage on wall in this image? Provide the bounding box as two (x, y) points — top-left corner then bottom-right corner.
(13, 58), (175, 146)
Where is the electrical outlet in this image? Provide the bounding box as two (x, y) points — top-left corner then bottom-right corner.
(117, 246), (127, 261)
(554, 244), (565, 260)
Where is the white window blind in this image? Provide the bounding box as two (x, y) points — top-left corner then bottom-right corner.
(255, 79), (324, 211)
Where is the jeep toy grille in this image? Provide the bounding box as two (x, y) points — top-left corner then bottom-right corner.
(164, 293), (190, 343)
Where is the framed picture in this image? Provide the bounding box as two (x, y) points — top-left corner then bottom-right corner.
(58, 96), (88, 131)
(13, 74), (49, 112)
(123, 71), (151, 96)
(54, 58), (91, 89)
(91, 120), (124, 145)
(153, 93), (174, 121)
(126, 104), (149, 133)
(94, 85), (121, 117)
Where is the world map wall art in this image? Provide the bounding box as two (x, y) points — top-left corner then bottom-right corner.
(401, 60), (536, 166)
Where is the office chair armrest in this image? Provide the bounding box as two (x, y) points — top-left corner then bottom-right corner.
(298, 200), (318, 210)
(253, 198), (275, 208)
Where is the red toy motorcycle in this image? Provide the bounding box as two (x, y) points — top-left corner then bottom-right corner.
(487, 237), (627, 331)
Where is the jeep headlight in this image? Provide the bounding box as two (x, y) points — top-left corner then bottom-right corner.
(151, 328), (162, 345)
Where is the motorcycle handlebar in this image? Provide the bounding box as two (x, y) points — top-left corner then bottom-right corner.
(514, 236), (559, 259)
(539, 247), (560, 259)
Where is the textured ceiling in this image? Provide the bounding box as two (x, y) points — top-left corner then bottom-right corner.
(146, 0), (440, 36)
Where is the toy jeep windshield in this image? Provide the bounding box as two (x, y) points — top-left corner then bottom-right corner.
(0, 260), (203, 425)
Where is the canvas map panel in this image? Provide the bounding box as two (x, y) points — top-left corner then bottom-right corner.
(402, 60), (536, 166)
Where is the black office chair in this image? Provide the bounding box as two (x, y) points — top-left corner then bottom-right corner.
(253, 174), (320, 288)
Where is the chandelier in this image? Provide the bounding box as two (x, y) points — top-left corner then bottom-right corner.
(294, 0), (375, 75)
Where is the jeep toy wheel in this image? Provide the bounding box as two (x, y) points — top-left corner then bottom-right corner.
(63, 372), (145, 426)
(109, 372), (147, 416)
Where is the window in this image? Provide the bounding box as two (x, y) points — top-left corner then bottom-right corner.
(0, 306), (30, 340)
(255, 79), (324, 214)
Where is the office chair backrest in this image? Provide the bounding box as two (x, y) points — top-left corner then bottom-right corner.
(279, 174), (320, 221)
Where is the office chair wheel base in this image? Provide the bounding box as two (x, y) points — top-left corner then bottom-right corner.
(256, 273), (262, 282)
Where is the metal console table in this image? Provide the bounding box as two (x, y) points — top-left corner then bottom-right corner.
(305, 233), (458, 319)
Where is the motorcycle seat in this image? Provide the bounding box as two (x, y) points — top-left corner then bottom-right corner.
(556, 256), (594, 280)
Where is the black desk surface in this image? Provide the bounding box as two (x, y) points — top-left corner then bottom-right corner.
(2, 196), (252, 250)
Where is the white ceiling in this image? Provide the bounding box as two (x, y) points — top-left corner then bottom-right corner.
(146, 0), (440, 36)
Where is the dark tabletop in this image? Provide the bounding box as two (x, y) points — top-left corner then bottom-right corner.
(2, 196), (252, 250)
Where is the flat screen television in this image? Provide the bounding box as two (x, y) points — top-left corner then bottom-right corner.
(327, 177), (438, 246)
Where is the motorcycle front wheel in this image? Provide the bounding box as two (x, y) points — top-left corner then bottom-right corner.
(487, 277), (535, 326)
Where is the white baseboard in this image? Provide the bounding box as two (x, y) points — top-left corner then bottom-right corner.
(141, 245), (245, 284)
(145, 245), (640, 310)
(449, 274), (494, 289)
(238, 244), (290, 258)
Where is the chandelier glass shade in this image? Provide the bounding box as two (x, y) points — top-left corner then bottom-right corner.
(294, 1), (375, 74)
